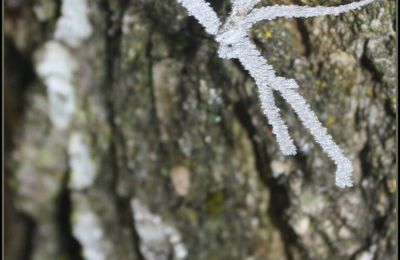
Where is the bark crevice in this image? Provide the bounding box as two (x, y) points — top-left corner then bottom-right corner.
(233, 98), (306, 260)
(99, 2), (146, 259)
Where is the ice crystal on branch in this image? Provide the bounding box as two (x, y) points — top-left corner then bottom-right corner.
(176, 0), (379, 188)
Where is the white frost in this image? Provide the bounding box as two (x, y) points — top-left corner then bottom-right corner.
(232, 0), (261, 14)
(55, 0), (93, 47)
(245, 0), (376, 27)
(176, 0), (379, 188)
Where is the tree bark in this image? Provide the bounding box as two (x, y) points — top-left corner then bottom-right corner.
(5, 0), (396, 260)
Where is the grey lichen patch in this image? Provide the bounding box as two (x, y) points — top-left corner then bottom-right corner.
(68, 132), (97, 190)
(71, 193), (113, 260)
(36, 41), (77, 130)
(54, 0), (93, 48)
(131, 199), (188, 260)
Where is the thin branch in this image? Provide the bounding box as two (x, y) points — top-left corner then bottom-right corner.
(231, 0), (261, 14)
(246, 0), (376, 26)
(235, 39), (297, 155)
(279, 88), (354, 188)
(177, 0), (221, 35)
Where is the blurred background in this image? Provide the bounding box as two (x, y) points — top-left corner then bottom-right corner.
(4, 0), (396, 259)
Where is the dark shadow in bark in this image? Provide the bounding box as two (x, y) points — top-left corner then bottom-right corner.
(4, 36), (37, 260)
(233, 98), (306, 260)
(56, 173), (84, 260)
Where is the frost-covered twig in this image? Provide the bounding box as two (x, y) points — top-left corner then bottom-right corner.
(232, 0), (261, 13)
(245, 0), (376, 26)
(177, 0), (221, 35)
(176, 0), (378, 188)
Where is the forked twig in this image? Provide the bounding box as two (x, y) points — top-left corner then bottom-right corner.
(176, 0), (379, 188)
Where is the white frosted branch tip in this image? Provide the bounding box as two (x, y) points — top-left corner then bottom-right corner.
(335, 160), (354, 188)
(177, 0), (221, 35)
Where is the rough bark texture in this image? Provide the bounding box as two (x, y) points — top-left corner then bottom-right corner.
(5, 0), (396, 260)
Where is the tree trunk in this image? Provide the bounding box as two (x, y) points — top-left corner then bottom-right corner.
(5, 0), (396, 259)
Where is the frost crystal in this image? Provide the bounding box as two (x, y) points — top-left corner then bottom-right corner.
(177, 0), (379, 188)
